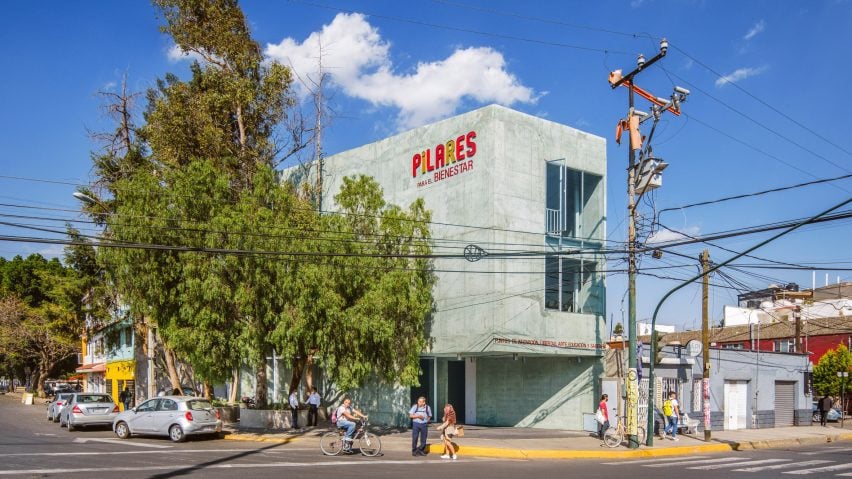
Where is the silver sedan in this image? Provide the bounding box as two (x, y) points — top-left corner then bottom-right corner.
(113, 396), (222, 442)
(46, 392), (75, 422)
(60, 393), (120, 431)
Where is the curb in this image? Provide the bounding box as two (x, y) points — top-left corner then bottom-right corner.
(731, 432), (852, 451)
(223, 433), (300, 444)
(425, 442), (733, 459)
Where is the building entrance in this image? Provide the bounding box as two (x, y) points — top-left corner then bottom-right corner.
(448, 360), (466, 424)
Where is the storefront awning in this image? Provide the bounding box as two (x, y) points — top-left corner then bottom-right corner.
(75, 362), (106, 373)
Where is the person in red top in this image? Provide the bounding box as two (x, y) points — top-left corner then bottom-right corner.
(598, 394), (610, 439)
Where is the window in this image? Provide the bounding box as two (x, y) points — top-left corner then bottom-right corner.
(775, 339), (795, 352)
(544, 256), (603, 314)
(137, 399), (159, 412)
(721, 343), (744, 350)
(545, 162), (604, 241)
(158, 399), (178, 411)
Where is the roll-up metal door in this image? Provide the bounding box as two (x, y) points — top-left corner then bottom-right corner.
(775, 381), (796, 427)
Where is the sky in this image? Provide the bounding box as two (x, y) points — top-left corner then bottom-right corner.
(1, 0), (851, 333)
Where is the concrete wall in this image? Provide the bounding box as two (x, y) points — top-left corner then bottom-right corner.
(475, 356), (600, 429)
(319, 105), (607, 357)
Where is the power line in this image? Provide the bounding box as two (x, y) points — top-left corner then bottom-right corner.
(288, 0), (633, 55)
(658, 173), (852, 216)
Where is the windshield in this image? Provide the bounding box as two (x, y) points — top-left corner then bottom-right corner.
(187, 400), (213, 411)
(78, 394), (113, 403)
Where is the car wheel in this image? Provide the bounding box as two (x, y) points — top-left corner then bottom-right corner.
(115, 421), (131, 439)
(169, 424), (186, 443)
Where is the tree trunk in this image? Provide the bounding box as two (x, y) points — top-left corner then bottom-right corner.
(289, 355), (306, 396)
(228, 367), (239, 403)
(162, 347), (182, 394)
(36, 367), (51, 398)
(255, 355), (268, 407)
(304, 355), (314, 391)
(203, 382), (214, 399)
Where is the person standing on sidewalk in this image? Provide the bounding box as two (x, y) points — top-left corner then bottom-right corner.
(662, 391), (680, 441)
(409, 396), (432, 456)
(436, 403), (458, 460)
(818, 393), (833, 427)
(289, 389), (300, 429)
(597, 394), (610, 439)
(306, 387), (321, 427)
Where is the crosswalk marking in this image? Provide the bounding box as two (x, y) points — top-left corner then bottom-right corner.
(688, 458), (789, 470)
(802, 447), (852, 455)
(734, 460), (833, 472)
(783, 462), (852, 475)
(601, 456), (704, 466)
(645, 457), (751, 468)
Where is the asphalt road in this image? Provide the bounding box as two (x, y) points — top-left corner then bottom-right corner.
(2, 393), (852, 478)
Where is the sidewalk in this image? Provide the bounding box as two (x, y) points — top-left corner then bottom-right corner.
(224, 422), (852, 459)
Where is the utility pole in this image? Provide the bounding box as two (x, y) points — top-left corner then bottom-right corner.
(794, 306), (802, 353)
(701, 249), (711, 441)
(609, 37), (674, 449)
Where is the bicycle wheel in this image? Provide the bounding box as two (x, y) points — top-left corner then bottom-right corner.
(359, 431), (382, 456)
(603, 427), (622, 448)
(320, 431), (344, 456)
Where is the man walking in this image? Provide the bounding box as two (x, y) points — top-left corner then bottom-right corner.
(662, 391), (680, 441)
(289, 389), (300, 429)
(119, 386), (132, 411)
(818, 393), (833, 427)
(306, 387), (321, 427)
(409, 396), (432, 456)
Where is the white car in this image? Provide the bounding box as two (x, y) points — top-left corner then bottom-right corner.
(46, 392), (75, 422)
(113, 396), (222, 442)
(60, 393), (120, 431)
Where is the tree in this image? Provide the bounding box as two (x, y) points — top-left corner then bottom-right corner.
(613, 323), (624, 336)
(813, 344), (852, 397)
(0, 254), (86, 397)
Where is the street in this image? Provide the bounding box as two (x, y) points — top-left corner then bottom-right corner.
(3, 393), (852, 478)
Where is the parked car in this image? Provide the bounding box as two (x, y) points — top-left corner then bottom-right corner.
(46, 393), (75, 422)
(113, 396), (222, 443)
(812, 403), (842, 422)
(49, 383), (75, 396)
(59, 393), (120, 431)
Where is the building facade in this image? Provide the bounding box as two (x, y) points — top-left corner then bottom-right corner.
(315, 105), (607, 429)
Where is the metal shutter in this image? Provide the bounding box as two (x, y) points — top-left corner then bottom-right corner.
(775, 381), (795, 427)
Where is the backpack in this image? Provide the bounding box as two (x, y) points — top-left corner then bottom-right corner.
(663, 399), (673, 417)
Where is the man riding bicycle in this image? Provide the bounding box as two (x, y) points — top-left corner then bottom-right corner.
(335, 397), (368, 451)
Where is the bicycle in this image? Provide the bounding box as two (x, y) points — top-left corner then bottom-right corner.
(603, 415), (646, 448)
(320, 417), (382, 456)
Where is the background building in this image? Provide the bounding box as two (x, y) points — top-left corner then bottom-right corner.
(314, 105), (607, 429)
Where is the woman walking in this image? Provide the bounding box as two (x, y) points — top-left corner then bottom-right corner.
(436, 403), (458, 460)
(597, 394), (610, 440)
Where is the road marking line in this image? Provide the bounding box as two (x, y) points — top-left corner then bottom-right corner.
(784, 463), (852, 475)
(689, 458), (788, 470)
(601, 455), (704, 465)
(0, 459), (490, 475)
(72, 437), (171, 448)
(2, 448), (256, 457)
(802, 447), (852, 455)
(735, 460), (833, 472)
(645, 457), (750, 468)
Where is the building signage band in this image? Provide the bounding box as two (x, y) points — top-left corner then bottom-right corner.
(411, 130), (477, 187)
(493, 336), (604, 350)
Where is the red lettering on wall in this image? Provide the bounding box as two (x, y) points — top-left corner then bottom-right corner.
(456, 135), (466, 160)
(466, 131), (477, 157)
(435, 144), (445, 169)
(425, 149), (434, 172)
(412, 153), (422, 178)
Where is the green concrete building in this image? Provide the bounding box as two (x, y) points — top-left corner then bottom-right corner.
(315, 105), (607, 429)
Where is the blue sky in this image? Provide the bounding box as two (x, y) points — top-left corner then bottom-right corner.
(1, 0), (851, 332)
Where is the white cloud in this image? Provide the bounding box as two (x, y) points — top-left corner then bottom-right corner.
(647, 226), (700, 245)
(264, 13), (536, 130)
(630, 0), (646, 7)
(743, 20), (765, 40)
(715, 66), (767, 87)
(36, 245), (65, 259)
(167, 45), (205, 63)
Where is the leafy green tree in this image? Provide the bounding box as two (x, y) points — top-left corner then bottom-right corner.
(0, 254), (86, 396)
(813, 344), (852, 397)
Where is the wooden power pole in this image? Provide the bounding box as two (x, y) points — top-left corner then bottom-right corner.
(701, 249), (711, 441)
